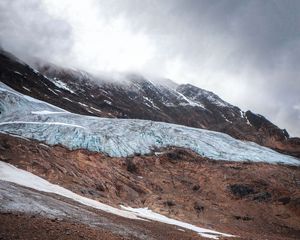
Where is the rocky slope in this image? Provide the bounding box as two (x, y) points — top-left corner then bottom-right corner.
(0, 180), (210, 240)
(0, 50), (299, 158)
(1, 133), (299, 239)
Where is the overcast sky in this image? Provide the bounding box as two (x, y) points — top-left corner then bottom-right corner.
(0, 0), (299, 136)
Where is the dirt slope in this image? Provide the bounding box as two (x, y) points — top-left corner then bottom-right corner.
(1, 133), (299, 239)
(0, 181), (205, 240)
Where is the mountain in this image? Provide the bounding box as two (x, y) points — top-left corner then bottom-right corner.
(1, 82), (298, 164)
(0, 50), (299, 158)
(1, 50), (300, 239)
(1, 82), (300, 239)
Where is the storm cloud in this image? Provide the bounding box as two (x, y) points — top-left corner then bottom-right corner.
(0, 0), (299, 136)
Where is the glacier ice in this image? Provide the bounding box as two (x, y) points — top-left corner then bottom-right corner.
(0, 82), (299, 165)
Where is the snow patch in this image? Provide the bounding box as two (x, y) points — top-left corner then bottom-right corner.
(22, 86), (31, 92)
(79, 102), (89, 107)
(0, 161), (234, 239)
(239, 110), (244, 118)
(14, 71), (22, 76)
(104, 100), (112, 105)
(246, 116), (252, 126)
(51, 79), (75, 93)
(142, 96), (160, 110)
(63, 97), (73, 102)
(0, 162), (139, 220)
(32, 68), (39, 74)
(120, 206), (234, 239)
(176, 91), (206, 109)
(221, 114), (233, 124)
(39, 143), (50, 148)
(48, 88), (58, 95)
(0, 131), (30, 141)
(90, 107), (102, 113)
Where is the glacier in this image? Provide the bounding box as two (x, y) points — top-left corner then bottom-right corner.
(0, 82), (299, 165)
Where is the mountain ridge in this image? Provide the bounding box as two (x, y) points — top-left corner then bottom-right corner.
(0, 49), (299, 158)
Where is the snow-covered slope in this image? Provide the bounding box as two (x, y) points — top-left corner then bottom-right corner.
(0, 82), (299, 165)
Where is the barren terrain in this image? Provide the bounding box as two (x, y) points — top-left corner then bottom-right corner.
(1, 133), (299, 239)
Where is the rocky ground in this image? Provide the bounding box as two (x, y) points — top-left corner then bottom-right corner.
(0, 212), (127, 240)
(0, 180), (208, 240)
(1, 133), (300, 239)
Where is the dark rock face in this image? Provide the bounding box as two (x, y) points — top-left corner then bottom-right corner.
(192, 184), (201, 192)
(125, 158), (138, 173)
(164, 200), (176, 207)
(234, 215), (253, 221)
(245, 111), (289, 141)
(278, 197), (291, 205)
(229, 184), (255, 198)
(229, 183), (273, 203)
(252, 192), (272, 202)
(0, 49), (299, 157)
(193, 202), (204, 212)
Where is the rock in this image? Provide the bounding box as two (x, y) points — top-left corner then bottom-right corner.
(252, 192), (272, 202)
(192, 184), (200, 191)
(290, 197), (300, 211)
(278, 197), (291, 205)
(229, 184), (255, 198)
(194, 202), (204, 212)
(166, 152), (181, 160)
(88, 190), (96, 196)
(125, 158), (137, 173)
(234, 215), (253, 221)
(164, 200), (176, 207)
(95, 183), (106, 192)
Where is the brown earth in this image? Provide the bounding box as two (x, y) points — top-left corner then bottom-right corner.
(1, 180), (210, 240)
(0, 190), (209, 240)
(0, 133), (300, 239)
(0, 212), (127, 240)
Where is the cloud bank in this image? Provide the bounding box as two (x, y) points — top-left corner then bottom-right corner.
(0, 0), (299, 136)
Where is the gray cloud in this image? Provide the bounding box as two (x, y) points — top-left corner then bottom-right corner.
(0, 0), (299, 136)
(0, 0), (73, 65)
